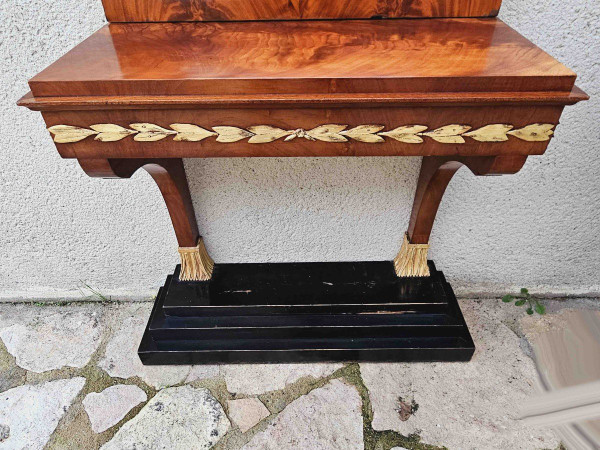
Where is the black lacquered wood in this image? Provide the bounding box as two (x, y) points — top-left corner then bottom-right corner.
(162, 261), (449, 316)
(138, 261), (475, 364)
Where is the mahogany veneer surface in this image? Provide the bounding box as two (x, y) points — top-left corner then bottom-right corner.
(101, 0), (502, 22)
(29, 19), (576, 98)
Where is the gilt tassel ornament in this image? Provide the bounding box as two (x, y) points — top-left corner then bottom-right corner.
(393, 233), (430, 278)
(178, 238), (214, 281)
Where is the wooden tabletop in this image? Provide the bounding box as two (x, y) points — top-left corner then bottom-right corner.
(29, 18), (576, 98)
(101, 0), (502, 22)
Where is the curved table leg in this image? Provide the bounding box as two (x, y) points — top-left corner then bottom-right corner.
(394, 155), (527, 277)
(78, 158), (213, 281)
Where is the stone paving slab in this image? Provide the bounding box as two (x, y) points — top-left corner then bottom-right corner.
(98, 304), (191, 388)
(360, 300), (560, 450)
(242, 379), (363, 450)
(227, 398), (270, 433)
(0, 377), (86, 449)
(83, 384), (147, 433)
(0, 306), (102, 373)
(102, 385), (230, 449)
(222, 363), (344, 395)
(0, 298), (597, 449)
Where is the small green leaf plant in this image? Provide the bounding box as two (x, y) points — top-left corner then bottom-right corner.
(502, 288), (546, 315)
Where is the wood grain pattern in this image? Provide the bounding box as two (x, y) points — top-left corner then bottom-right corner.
(78, 158), (200, 247)
(47, 122), (556, 144)
(16, 5), (589, 283)
(100, 0), (503, 22)
(18, 88), (590, 112)
(28, 19), (576, 97)
(39, 105), (566, 159)
(407, 155), (527, 244)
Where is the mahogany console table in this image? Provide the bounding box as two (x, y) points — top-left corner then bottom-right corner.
(19, 0), (587, 364)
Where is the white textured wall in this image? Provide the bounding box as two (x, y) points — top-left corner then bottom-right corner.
(1, 0), (598, 300)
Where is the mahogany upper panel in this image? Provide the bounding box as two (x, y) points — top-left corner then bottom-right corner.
(101, 0), (503, 22)
(29, 19), (576, 98)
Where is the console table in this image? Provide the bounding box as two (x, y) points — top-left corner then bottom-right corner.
(19, 0), (587, 364)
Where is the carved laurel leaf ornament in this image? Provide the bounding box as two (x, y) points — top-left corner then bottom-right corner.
(507, 123), (555, 141)
(130, 123), (177, 142)
(421, 124), (472, 144)
(170, 124), (216, 142)
(306, 124), (348, 142)
(47, 125), (98, 143)
(341, 125), (386, 143)
(246, 126), (292, 143)
(48, 122), (556, 144)
(378, 125), (428, 143)
(212, 126), (254, 143)
(90, 124), (137, 142)
(463, 124), (514, 142)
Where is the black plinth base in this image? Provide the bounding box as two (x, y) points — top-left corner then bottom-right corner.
(138, 261), (475, 364)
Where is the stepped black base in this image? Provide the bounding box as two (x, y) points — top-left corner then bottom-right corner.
(138, 261), (475, 364)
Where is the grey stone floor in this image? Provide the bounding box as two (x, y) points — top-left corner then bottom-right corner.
(1, 298), (599, 450)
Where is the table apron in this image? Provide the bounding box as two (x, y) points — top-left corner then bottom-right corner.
(41, 105), (565, 159)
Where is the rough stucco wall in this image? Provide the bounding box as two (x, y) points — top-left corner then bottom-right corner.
(0, 0), (598, 300)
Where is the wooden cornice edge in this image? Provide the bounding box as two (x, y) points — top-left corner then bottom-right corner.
(17, 87), (589, 111)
